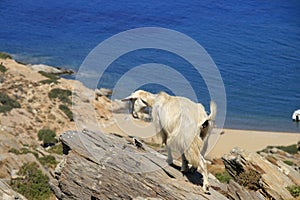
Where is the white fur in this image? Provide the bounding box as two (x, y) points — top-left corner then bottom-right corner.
(123, 90), (217, 193)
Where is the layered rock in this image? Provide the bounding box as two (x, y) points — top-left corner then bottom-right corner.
(0, 179), (27, 200)
(29, 64), (74, 75)
(51, 129), (228, 200)
(222, 147), (299, 200)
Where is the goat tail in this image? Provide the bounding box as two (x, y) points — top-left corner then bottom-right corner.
(208, 101), (217, 121)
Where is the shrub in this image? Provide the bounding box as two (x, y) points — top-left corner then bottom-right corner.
(0, 52), (12, 59)
(47, 143), (63, 155)
(59, 104), (73, 121)
(8, 148), (20, 154)
(48, 88), (72, 104)
(9, 148), (38, 158)
(38, 155), (58, 168)
(286, 185), (300, 197)
(283, 160), (294, 166)
(236, 169), (261, 190)
(215, 171), (232, 183)
(266, 144), (299, 154)
(10, 162), (52, 200)
(277, 144), (298, 154)
(0, 92), (21, 113)
(38, 71), (59, 84)
(37, 129), (57, 146)
(0, 63), (7, 73)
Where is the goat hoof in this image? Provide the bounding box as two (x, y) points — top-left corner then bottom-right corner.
(166, 159), (173, 165)
(180, 166), (188, 173)
(203, 184), (210, 194)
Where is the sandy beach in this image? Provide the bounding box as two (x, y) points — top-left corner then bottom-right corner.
(207, 128), (300, 158)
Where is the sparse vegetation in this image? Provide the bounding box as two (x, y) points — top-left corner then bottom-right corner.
(215, 170), (232, 183)
(8, 148), (20, 154)
(0, 63), (7, 73)
(236, 169), (261, 190)
(0, 52), (12, 59)
(38, 129), (57, 146)
(0, 92), (21, 113)
(47, 142), (63, 155)
(59, 104), (73, 121)
(8, 148), (38, 158)
(48, 88), (72, 104)
(283, 160), (294, 166)
(38, 155), (58, 168)
(10, 162), (52, 200)
(277, 144), (298, 154)
(266, 144), (299, 155)
(9, 147), (58, 168)
(286, 185), (300, 198)
(39, 71), (60, 84)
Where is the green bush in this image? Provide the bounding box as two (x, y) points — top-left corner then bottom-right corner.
(215, 171), (232, 184)
(286, 185), (300, 197)
(38, 71), (59, 84)
(0, 63), (7, 73)
(9, 148), (38, 158)
(38, 155), (58, 168)
(0, 52), (12, 59)
(59, 104), (73, 121)
(283, 160), (294, 166)
(48, 88), (72, 104)
(0, 92), (21, 113)
(277, 144), (298, 154)
(10, 162), (52, 200)
(47, 143), (63, 155)
(8, 148), (20, 154)
(266, 144), (299, 154)
(37, 129), (57, 145)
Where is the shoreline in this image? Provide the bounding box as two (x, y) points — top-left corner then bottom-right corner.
(207, 128), (300, 158)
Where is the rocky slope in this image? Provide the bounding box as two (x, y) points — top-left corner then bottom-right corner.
(0, 55), (114, 199)
(51, 129), (228, 200)
(52, 129), (300, 200)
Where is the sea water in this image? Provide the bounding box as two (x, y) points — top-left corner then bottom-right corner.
(0, 0), (299, 132)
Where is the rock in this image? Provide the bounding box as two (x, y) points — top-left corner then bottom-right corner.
(29, 64), (74, 75)
(51, 129), (229, 200)
(222, 148), (294, 200)
(227, 179), (264, 200)
(269, 147), (278, 154)
(276, 160), (300, 185)
(0, 179), (27, 200)
(10, 169), (22, 179)
(95, 88), (112, 97)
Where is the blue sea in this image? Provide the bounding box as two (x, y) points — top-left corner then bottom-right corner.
(0, 0), (299, 132)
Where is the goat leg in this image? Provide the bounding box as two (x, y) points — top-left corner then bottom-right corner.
(180, 153), (189, 173)
(166, 146), (173, 165)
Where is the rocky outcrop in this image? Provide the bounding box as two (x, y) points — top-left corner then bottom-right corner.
(222, 148), (298, 200)
(95, 88), (112, 98)
(51, 129), (228, 200)
(0, 179), (27, 200)
(29, 64), (74, 75)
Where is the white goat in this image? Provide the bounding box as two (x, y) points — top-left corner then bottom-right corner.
(123, 90), (217, 193)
